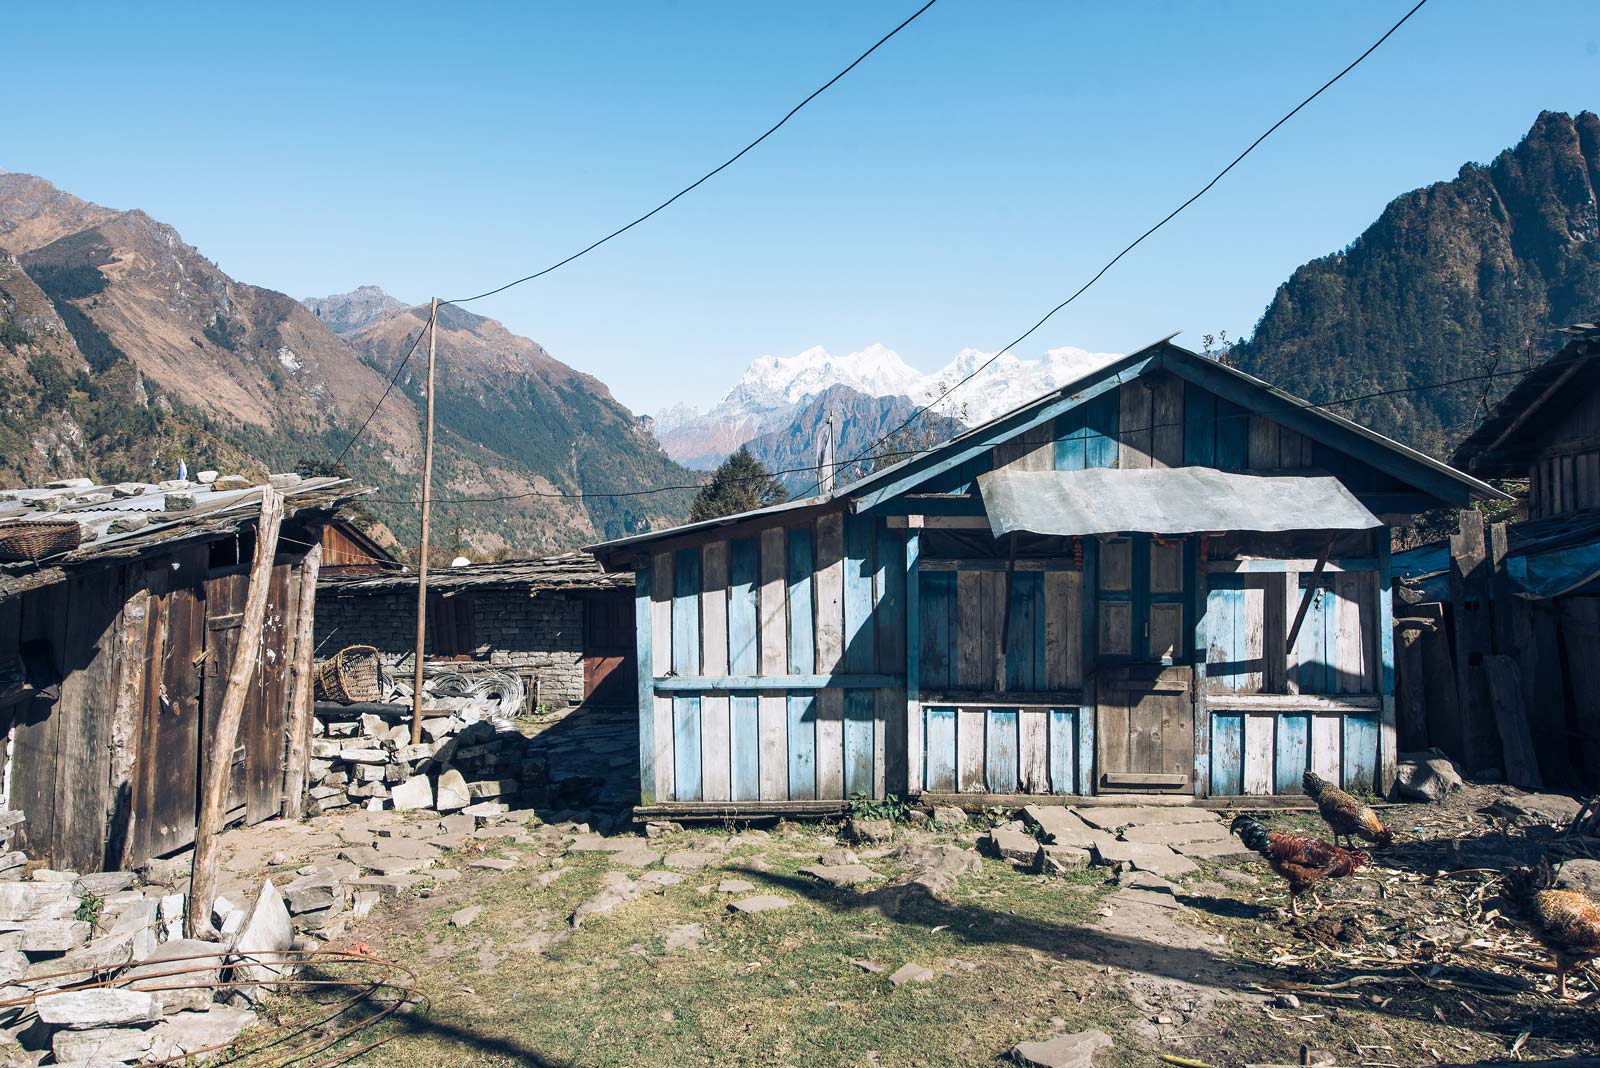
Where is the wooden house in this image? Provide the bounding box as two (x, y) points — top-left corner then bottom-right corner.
(1452, 322), (1600, 786)
(592, 339), (1502, 816)
(0, 477), (361, 871)
(318, 518), (402, 576)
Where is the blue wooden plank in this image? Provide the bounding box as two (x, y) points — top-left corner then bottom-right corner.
(1005, 571), (1040, 690)
(1084, 390), (1120, 469)
(844, 690), (875, 796)
(986, 709), (1020, 792)
(1054, 408), (1087, 471)
(1048, 708), (1076, 793)
(673, 695), (703, 801)
(844, 515), (876, 673)
(653, 674), (900, 692)
(919, 571), (952, 690)
(1297, 579), (1330, 695)
(1210, 714), (1244, 796)
(727, 538), (759, 675)
(1342, 713), (1378, 792)
(1214, 397), (1250, 471)
(924, 706), (957, 792)
(1205, 577), (1241, 690)
(787, 693), (817, 799)
(1183, 388), (1216, 467)
(787, 526), (815, 675)
(1032, 572), (1047, 689)
(906, 530), (921, 699)
(875, 524), (906, 674)
(672, 547), (701, 677)
(1275, 714), (1310, 794)
(729, 694), (760, 801)
(1377, 541), (1395, 697)
(1076, 704), (1095, 795)
(635, 562), (656, 806)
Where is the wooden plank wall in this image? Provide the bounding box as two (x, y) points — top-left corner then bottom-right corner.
(1206, 710), (1380, 796)
(645, 513), (908, 802)
(1204, 572), (1377, 695)
(922, 703), (1087, 794)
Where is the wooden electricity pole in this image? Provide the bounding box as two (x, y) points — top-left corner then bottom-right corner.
(410, 298), (439, 745)
(187, 484), (284, 938)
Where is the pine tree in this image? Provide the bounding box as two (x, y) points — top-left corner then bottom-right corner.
(689, 447), (788, 523)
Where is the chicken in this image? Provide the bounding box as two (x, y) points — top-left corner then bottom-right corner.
(1502, 860), (1600, 1000)
(1231, 815), (1367, 919)
(1302, 770), (1394, 850)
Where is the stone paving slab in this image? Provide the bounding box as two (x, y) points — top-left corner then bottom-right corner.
(1118, 821), (1231, 846)
(1074, 807), (1219, 831)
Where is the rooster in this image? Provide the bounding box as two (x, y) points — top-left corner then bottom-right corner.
(1302, 770), (1394, 850)
(1231, 815), (1367, 919)
(1502, 860), (1600, 1000)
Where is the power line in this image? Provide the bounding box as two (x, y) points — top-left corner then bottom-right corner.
(330, 310), (434, 467)
(366, 351), (1549, 508)
(442, 0), (939, 307)
(328, 0), (939, 467)
(802, 0), (1431, 501)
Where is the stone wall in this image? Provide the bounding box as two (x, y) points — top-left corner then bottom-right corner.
(314, 587), (588, 708)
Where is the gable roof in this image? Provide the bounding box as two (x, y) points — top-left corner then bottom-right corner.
(592, 338), (1504, 562)
(1451, 323), (1600, 478)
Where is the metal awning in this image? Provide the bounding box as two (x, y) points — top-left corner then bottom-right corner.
(976, 467), (1383, 538)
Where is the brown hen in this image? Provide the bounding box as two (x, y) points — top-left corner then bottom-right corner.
(1503, 861), (1600, 999)
(1303, 770), (1393, 849)
(1232, 815), (1367, 919)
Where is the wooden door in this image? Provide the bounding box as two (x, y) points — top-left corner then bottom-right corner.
(202, 572), (251, 822)
(1097, 664), (1194, 792)
(583, 589), (635, 703)
(131, 567), (206, 863)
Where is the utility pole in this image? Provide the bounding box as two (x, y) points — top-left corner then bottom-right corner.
(410, 297), (439, 745)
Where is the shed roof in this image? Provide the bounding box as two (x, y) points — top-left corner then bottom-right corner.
(591, 338), (1505, 564)
(977, 467), (1381, 539)
(0, 475), (363, 601)
(1451, 324), (1600, 478)
(319, 552), (629, 596)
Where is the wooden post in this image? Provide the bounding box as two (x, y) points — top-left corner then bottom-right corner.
(411, 298), (439, 746)
(1483, 654), (1542, 788)
(280, 541), (322, 819)
(1394, 616), (1431, 751)
(186, 486), (284, 938)
(1449, 510), (1498, 773)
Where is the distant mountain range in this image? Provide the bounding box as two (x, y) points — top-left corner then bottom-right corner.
(1231, 110), (1600, 456)
(654, 342), (1123, 474)
(0, 172), (693, 555)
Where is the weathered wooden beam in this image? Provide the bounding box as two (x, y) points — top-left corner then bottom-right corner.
(187, 486), (283, 939)
(1204, 558), (1376, 574)
(1284, 546), (1331, 654)
(920, 690), (1086, 707)
(653, 674), (900, 692)
(1449, 511), (1499, 773)
(281, 542), (322, 820)
(1204, 693), (1380, 712)
(1482, 654), (1542, 789)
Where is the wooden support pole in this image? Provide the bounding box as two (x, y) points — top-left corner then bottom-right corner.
(186, 486), (283, 938)
(280, 541), (322, 819)
(411, 298), (439, 746)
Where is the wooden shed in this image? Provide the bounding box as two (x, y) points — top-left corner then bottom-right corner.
(0, 477), (361, 871)
(593, 339), (1503, 816)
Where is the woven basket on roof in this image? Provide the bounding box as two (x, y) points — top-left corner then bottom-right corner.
(0, 521), (81, 564)
(314, 645), (383, 704)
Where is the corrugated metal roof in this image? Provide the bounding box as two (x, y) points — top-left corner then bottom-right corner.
(977, 467), (1382, 538)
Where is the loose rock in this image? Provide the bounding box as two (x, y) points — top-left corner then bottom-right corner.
(1011, 1028), (1114, 1068)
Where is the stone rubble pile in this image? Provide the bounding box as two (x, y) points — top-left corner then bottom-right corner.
(306, 701), (638, 818)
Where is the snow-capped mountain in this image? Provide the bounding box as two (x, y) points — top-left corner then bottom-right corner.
(655, 343), (1123, 470)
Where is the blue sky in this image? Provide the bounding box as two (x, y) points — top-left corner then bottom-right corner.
(7, 2), (1599, 413)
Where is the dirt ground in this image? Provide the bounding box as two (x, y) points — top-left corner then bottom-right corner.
(217, 783), (1600, 1068)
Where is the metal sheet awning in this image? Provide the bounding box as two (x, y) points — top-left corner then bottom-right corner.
(976, 467), (1382, 538)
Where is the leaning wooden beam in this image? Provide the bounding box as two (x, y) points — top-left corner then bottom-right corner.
(1283, 545), (1331, 654)
(280, 541), (322, 820)
(186, 486), (284, 939)
(1482, 654), (1542, 789)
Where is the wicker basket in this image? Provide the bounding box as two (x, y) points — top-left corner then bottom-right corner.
(0, 521), (82, 564)
(314, 645), (383, 704)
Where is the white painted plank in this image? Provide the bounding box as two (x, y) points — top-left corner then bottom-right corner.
(758, 528), (786, 675)
(651, 554), (675, 800)
(758, 693), (787, 800)
(815, 514), (845, 673)
(957, 709), (985, 793)
(1335, 571), (1365, 693)
(1018, 710), (1049, 793)
(700, 695), (731, 802)
(1243, 713), (1274, 796)
(815, 688), (844, 799)
(1242, 579), (1265, 693)
(701, 542), (729, 675)
(1311, 714), (1341, 781)
(653, 695), (675, 801)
